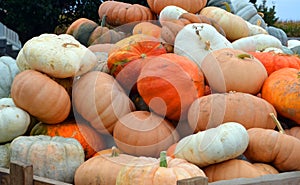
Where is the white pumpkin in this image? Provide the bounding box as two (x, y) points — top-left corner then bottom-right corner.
(0, 56), (20, 98)
(0, 98), (31, 143)
(246, 21), (268, 36)
(232, 34), (283, 52)
(18, 33), (97, 78)
(159, 5), (188, 22)
(288, 39), (300, 49)
(174, 122), (249, 167)
(10, 135), (84, 183)
(0, 143), (10, 168)
(174, 23), (233, 67)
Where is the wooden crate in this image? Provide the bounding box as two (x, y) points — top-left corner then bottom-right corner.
(1, 162), (300, 185)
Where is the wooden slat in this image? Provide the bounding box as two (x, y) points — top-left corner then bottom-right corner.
(0, 167), (10, 185)
(177, 176), (208, 185)
(10, 161), (33, 185)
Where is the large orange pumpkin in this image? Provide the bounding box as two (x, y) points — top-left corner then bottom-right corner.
(261, 68), (300, 124)
(30, 120), (106, 159)
(137, 53), (205, 121)
(10, 70), (71, 124)
(249, 51), (300, 76)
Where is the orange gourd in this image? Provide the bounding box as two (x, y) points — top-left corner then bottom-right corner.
(10, 70), (71, 124)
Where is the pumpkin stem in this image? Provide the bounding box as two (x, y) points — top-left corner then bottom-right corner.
(269, 113), (285, 134)
(205, 41), (211, 50)
(62, 43), (79, 48)
(111, 146), (120, 157)
(237, 53), (253, 59)
(100, 15), (107, 27)
(221, 2), (231, 12)
(160, 151), (168, 168)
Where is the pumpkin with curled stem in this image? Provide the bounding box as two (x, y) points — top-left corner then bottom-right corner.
(10, 135), (84, 183)
(0, 56), (19, 98)
(116, 151), (206, 185)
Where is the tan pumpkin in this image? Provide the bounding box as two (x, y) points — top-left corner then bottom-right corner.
(285, 126), (300, 139)
(244, 127), (300, 171)
(72, 71), (135, 134)
(11, 70), (71, 124)
(188, 92), (277, 132)
(201, 48), (268, 94)
(132, 21), (162, 38)
(113, 111), (179, 157)
(116, 151), (206, 185)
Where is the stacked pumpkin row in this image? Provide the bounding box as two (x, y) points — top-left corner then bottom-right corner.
(1, 0), (300, 184)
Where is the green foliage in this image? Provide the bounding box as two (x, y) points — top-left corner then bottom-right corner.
(275, 21), (300, 37)
(254, 0), (279, 26)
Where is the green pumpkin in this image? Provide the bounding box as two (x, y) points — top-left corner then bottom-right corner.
(266, 26), (288, 46)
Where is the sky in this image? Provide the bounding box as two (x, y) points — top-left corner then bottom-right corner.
(256, 0), (300, 21)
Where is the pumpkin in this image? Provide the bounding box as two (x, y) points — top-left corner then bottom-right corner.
(253, 163), (279, 174)
(231, 0), (267, 28)
(188, 92), (277, 132)
(17, 33), (97, 78)
(137, 53), (205, 121)
(0, 98), (31, 143)
(113, 111), (179, 157)
(132, 21), (162, 38)
(232, 34), (283, 52)
(0, 56), (20, 98)
(10, 135), (84, 183)
(30, 120), (106, 159)
(66, 18), (126, 47)
(246, 21), (268, 36)
(261, 68), (300, 124)
(200, 6), (249, 41)
(98, 1), (155, 27)
(72, 71), (135, 134)
(147, 0), (207, 14)
(75, 147), (136, 185)
(0, 143), (10, 168)
(10, 70), (71, 124)
(249, 51), (300, 76)
(158, 5), (188, 22)
(107, 34), (167, 92)
(91, 51), (110, 74)
(244, 127), (300, 171)
(266, 26), (288, 46)
(201, 48), (268, 94)
(116, 151), (206, 185)
(88, 43), (115, 54)
(174, 23), (233, 68)
(203, 159), (273, 182)
(173, 122), (249, 167)
(206, 0), (235, 13)
(285, 126), (300, 139)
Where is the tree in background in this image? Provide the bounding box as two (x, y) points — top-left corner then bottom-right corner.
(254, 0), (279, 26)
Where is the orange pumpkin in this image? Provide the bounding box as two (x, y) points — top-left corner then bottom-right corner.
(113, 111), (180, 157)
(262, 68), (300, 124)
(249, 51), (300, 76)
(98, 1), (155, 27)
(147, 0), (207, 14)
(132, 21), (162, 38)
(137, 53), (205, 121)
(30, 120), (106, 159)
(10, 70), (71, 124)
(244, 127), (300, 172)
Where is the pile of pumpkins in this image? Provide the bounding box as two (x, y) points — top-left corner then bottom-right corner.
(1, 0), (300, 184)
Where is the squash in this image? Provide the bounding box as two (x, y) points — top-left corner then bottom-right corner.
(75, 147), (136, 185)
(17, 33), (97, 78)
(244, 127), (300, 171)
(206, 0), (235, 13)
(132, 22), (162, 38)
(0, 98), (31, 143)
(246, 21), (268, 36)
(253, 163), (279, 174)
(0, 56), (20, 98)
(30, 120), (106, 159)
(266, 26), (288, 46)
(11, 70), (71, 124)
(159, 5), (188, 22)
(116, 151), (206, 185)
(137, 53), (205, 121)
(285, 126), (300, 140)
(261, 68), (300, 125)
(201, 48), (268, 94)
(10, 135), (84, 183)
(98, 1), (155, 27)
(113, 111), (179, 157)
(72, 71), (135, 134)
(248, 51), (300, 76)
(203, 159), (274, 182)
(232, 34), (283, 52)
(173, 122), (249, 167)
(188, 92), (277, 132)
(200, 6), (249, 41)
(147, 0), (207, 14)
(231, 0), (267, 28)
(0, 143), (10, 168)
(66, 18), (126, 47)
(174, 23), (233, 68)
